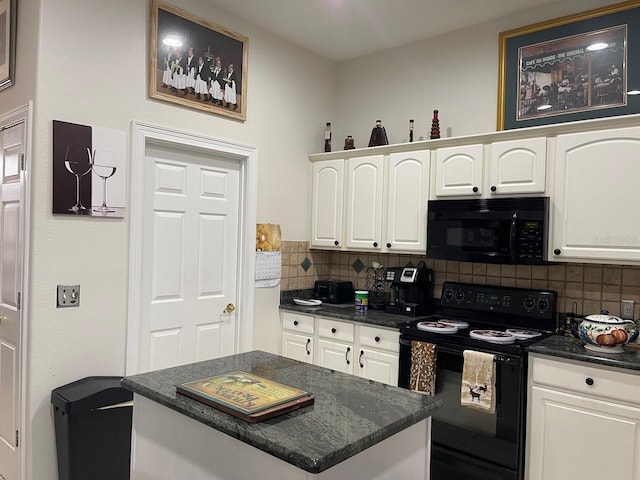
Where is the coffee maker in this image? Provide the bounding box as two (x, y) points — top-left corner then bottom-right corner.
(384, 264), (433, 316)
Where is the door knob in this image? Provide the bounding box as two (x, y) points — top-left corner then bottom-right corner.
(223, 303), (236, 314)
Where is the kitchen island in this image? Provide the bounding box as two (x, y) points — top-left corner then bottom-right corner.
(122, 350), (443, 480)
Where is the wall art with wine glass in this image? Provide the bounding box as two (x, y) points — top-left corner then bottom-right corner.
(52, 120), (126, 218)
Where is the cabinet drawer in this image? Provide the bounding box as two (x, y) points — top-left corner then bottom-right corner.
(281, 312), (314, 335)
(318, 318), (354, 342)
(359, 325), (399, 352)
(531, 355), (640, 405)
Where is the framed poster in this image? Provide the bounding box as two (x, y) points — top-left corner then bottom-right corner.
(497, 1), (640, 130)
(150, 0), (248, 121)
(0, 0), (16, 91)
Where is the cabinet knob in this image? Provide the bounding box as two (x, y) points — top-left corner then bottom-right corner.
(472, 186), (479, 193)
(375, 336), (380, 343)
(373, 242), (378, 247)
(585, 377), (594, 386)
(293, 320), (299, 326)
(386, 243), (391, 248)
(331, 327), (336, 334)
(554, 248), (561, 255)
(490, 185), (497, 192)
(334, 240), (339, 246)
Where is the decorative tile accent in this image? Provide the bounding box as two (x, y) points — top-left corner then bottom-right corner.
(301, 256), (312, 272)
(352, 258), (365, 273)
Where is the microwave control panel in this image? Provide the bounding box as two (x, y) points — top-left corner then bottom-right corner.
(516, 220), (545, 258)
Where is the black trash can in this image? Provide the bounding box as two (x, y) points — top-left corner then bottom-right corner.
(51, 376), (133, 480)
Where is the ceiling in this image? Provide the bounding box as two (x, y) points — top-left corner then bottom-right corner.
(208, 0), (565, 62)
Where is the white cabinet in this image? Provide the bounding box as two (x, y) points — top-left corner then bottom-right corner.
(550, 126), (640, 264)
(434, 138), (546, 198)
(434, 144), (484, 197)
(310, 159), (344, 248)
(310, 150), (429, 253)
(280, 312), (400, 386)
(526, 355), (640, 480)
(488, 137), (546, 195)
(385, 150), (430, 252)
(281, 312), (314, 364)
(345, 155), (384, 250)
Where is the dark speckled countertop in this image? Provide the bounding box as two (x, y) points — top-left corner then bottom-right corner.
(122, 350), (443, 474)
(279, 303), (417, 329)
(528, 335), (640, 371)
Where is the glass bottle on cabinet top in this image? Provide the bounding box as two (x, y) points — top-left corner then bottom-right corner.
(324, 122), (332, 152)
(368, 120), (389, 147)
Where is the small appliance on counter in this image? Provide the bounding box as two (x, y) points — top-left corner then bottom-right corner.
(384, 264), (433, 316)
(312, 280), (354, 304)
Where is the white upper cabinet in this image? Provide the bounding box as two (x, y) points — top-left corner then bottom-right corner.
(434, 144), (483, 197)
(551, 126), (640, 264)
(385, 151), (430, 253)
(488, 137), (546, 195)
(310, 159), (344, 248)
(345, 155), (385, 250)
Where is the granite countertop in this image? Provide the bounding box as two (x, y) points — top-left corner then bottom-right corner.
(122, 350), (443, 474)
(279, 303), (417, 329)
(528, 335), (640, 372)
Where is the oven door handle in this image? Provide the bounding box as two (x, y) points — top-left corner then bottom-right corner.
(400, 337), (521, 365)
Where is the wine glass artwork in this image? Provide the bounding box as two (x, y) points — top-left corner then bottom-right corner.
(64, 145), (92, 213)
(91, 149), (117, 213)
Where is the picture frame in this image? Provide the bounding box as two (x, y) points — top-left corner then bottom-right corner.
(497, 1), (640, 130)
(0, 0), (16, 92)
(149, 0), (248, 121)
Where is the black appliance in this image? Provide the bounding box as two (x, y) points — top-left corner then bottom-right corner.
(312, 280), (354, 304)
(398, 281), (558, 480)
(427, 197), (549, 264)
(384, 265), (433, 316)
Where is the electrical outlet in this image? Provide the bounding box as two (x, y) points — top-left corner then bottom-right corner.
(621, 299), (635, 320)
(57, 284), (80, 308)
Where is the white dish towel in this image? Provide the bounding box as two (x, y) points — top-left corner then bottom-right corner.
(461, 350), (496, 414)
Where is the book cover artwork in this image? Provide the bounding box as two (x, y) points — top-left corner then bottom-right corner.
(177, 371), (310, 415)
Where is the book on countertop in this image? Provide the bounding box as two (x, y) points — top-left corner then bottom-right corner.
(175, 371), (314, 422)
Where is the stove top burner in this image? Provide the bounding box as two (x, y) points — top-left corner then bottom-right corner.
(506, 328), (543, 340)
(470, 329), (516, 344)
(438, 319), (469, 329)
(416, 321), (458, 334)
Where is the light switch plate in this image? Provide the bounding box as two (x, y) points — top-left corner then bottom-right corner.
(57, 284), (80, 308)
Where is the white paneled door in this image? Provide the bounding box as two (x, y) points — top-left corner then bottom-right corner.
(139, 145), (240, 372)
(0, 122), (25, 480)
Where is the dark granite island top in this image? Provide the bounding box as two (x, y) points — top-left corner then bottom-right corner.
(122, 350), (442, 475)
(528, 335), (640, 372)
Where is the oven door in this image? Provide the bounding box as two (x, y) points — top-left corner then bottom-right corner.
(399, 336), (525, 480)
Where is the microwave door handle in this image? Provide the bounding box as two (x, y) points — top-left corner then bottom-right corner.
(510, 211), (518, 263)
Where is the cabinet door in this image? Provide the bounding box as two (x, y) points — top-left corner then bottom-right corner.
(386, 151), (430, 252)
(356, 347), (399, 386)
(281, 332), (313, 364)
(310, 159), (344, 248)
(345, 155), (384, 250)
(434, 144), (483, 197)
(317, 339), (354, 374)
(551, 127), (640, 263)
(527, 385), (640, 480)
(488, 137), (546, 195)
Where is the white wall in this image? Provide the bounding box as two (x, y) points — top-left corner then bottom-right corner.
(25, 1), (335, 478)
(333, 0), (618, 145)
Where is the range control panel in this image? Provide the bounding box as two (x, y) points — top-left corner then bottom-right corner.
(440, 281), (556, 320)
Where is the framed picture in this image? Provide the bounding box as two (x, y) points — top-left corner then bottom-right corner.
(0, 0), (16, 91)
(497, 1), (640, 130)
(149, 0), (248, 121)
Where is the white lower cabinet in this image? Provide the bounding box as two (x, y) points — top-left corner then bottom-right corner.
(526, 355), (640, 480)
(281, 311), (400, 386)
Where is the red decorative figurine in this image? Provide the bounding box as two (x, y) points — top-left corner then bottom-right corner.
(430, 110), (440, 139)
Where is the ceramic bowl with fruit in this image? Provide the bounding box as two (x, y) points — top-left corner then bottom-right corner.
(578, 312), (639, 353)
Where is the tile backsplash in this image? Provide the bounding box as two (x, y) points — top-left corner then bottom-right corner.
(280, 241), (640, 320)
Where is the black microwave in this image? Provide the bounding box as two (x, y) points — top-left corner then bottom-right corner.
(426, 197), (549, 264)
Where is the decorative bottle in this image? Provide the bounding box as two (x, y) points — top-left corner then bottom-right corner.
(368, 120), (389, 147)
(409, 119), (414, 142)
(430, 110), (440, 139)
(324, 122), (332, 152)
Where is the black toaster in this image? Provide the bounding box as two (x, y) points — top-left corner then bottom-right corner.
(312, 280), (354, 304)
